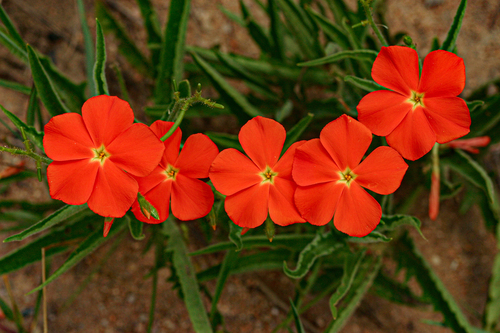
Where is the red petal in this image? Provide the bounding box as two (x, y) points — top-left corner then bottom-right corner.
(334, 182), (381, 237)
(386, 109), (436, 161)
(136, 166), (168, 194)
(103, 219), (114, 237)
(372, 46), (419, 95)
(87, 161), (138, 217)
(43, 113), (94, 161)
(224, 183), (270, 228)
(175, 134), (219, 178)
(132, 180), (172, 224)
(292, 139), (340, 186)
(294, 181), (344, 226)
(209, 148), (261, 196)
(239, 116), (286, 170)
(320, 115), (372, 170)
(171, 174), (214, 220)
(423, 97), (471, 143)
(274, 140), (306, 179)
(108, 123), (164, 177)
(353, 146), (408, 194)
(357, 90), (412, 136)
(269, 178), (305, 226)
(150, 121), (182, 167)
(418, 50), (465, 98)
(47, 159), (99, 205)
(82, 95), (134, 146)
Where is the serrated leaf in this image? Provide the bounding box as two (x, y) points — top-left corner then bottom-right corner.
(330, 249), (366, 319)
(440, 0), (467, 52)
(282, 113), (313, 152)
(163, 218), (213, 333)
(393, 233), (475, 333)
(93, 19), (109, 96)
(346, 231), (391, 243)
(0, 78), (30, 94)
(154, 0), (191, 105)
(0, 105), (44, 151)
(377, 214), (424, 239)
(283, 232), (345, 279)
(128, 217), (145, 240)
(298, 49), (378, 67)
(190, 52), (263, 123)
(76, 0), (96, 97)
(3, 204), (88, 242)
(344, 75), (388, 92)
(27, 45), (70, 116)
(29, 216), (127, 295)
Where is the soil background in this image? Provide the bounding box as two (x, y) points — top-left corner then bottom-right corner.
(0, 0), (499, 332)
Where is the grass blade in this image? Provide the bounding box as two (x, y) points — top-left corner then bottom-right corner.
(344, 75), (388, 92)
(290, 299), (306, 333)
(298, 50), (377, 67)
(306, 7), (350, 49)
(0, 5), (24, 48)
(135, 0), (162, 66)
(93, 19), (109, 96)
(0, 28), (27, 62)
(0, 78), (30, 94)
(440, 0), (467, 52)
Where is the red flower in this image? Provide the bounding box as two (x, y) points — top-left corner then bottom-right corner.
(293, 115), (408, 237)
(131, 121), (219, 223)
(357, 46), (471, 160)
(446, 136), (490, 154)
(209, 116), (305, 228)
(44, 95), (164, 217)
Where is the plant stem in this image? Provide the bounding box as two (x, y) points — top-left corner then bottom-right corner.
(361, 0), (389, 47)
(0, 145), (51, 165)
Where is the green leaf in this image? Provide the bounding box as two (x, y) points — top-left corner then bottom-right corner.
(306, 7), (351, 49)
(290, 298), (306, 333)
(275, 99), (293, 122)
(128, 217), (145, 240)
(228, 219), (244, 251)
(377, 214), (425, 239)
(440, 0), (467, 52)
(218, 4), (246, 26)
(283, 232), (345, 279)
(29, 216), (127, 295)
(210, 250), (238, 320)
(484, 240), (500, 331)
(393, 233), (475, 333)
(163, 218), (213, 333)
(298, 50), (378, 67)
(330, 250), (366, 319)
(0, 5), (24, 49)
(135, 0), (162, 66)
(95, 0), (152, 77)
(466, 100), (484, 113)
(26, 84), (38, 126)
(205, 132), (243, 152)
(191, 234), (316, 256)
(0, 105), (44, 151)
(3, 204), (88, 242)
(372, 271), (428, 306)
(344, 75), (388, 92)
(27, 45), (70, 116)
(346, 231), (391, 243)
(76, 0), (96, 97)
(93, 19), (109, 96)
(0, 78), (30, 94)
(268, 0), (285, 60)
(190, 52), (263, 123)
(282, 113), (314, 152)
(0, 295), (14, 321)
(239, 0), (273, 55)
(0, 28), (27, 62)
(154, 0), (191, 105)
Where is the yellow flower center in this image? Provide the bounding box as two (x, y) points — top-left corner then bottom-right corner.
(408, 91), (425, 110)
(92, 145), (110, 165)
(165, 165), (179, 180)
(338, 167), (356, 186)
(260, 166), (278, 184)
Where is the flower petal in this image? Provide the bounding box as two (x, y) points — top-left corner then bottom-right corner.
(386, 108), (436, 161)
(132, 180), (172, 224)
(47, 159), (98, 205)
(136, 165), (168, 194)
(87, 161), (138, 217)
(82, 95), (134, 146)
(43, 113), (94, 161)
(150, 121), (182, 167)
(418, 50), (465, 98)
(209, 148), (261, 196)
(224, 183), (270, 228)
(295, 181), (344, 226)
(175, 134), (219, 178)
(320, 115), (372, 170)
(353, 146), (408, 194)
(107, 123), (164, 177)
(372, 46), (419, 95)
(269, 178), (305, 226)
(333, 182), (381, 237)
(171, 174), (214, 220)
(357, 90), (413, 136)
(274, 140), (306, 179)
(292, 139), (340, 186)
(423, 97), (471, 143)
(239, 116), (286, 170)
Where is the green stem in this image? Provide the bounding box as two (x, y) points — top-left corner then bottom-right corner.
(361, 0), (388, 47)
(0, 145), (51, 165)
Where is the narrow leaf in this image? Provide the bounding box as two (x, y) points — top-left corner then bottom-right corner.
(164, 218), (213, 333)
(210, 250), (238, 319)
(228, 219), (244, 251)
(466, 100), (484, 113)
(0, 295), (14, 321)
(283, 232), (345, 279)
(290, 299), (306, 333)
(205, 132), (243, 152)
(298, 50), (378, 67)
(26, 84), (38, 126)
(0, 5), (24, 48)
(0, 28), (27, 62)
(239, 0), (273, 54)
(306, 7), (351, 49)
(128, 217), (145, 240)
(135, 0), (162, 66)
(377, 214), (425, 239)
(76, 0), (96, 96)
(27, 45), (70, 116)
(283, 113), (314, 152)
(1, 105), (44, 151)
(441, 0), (467, 52)
(0, 78), (30, 94)
(344, 75), (388, 92)
(268, 0), (285, 60)
(93, 19), (109, 96)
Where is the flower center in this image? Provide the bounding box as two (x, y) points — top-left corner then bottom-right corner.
(259, 166), (278, 184)
(92, 145), (110, 165)
(165, 165), (179, 180)
(338, 167), (357, 186)
(408, 91), (425, 110)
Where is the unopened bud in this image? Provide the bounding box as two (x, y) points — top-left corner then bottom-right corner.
(264, 217), (275, 242)
(103, 217), (114, 237)
(137, 193), (159, 220)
